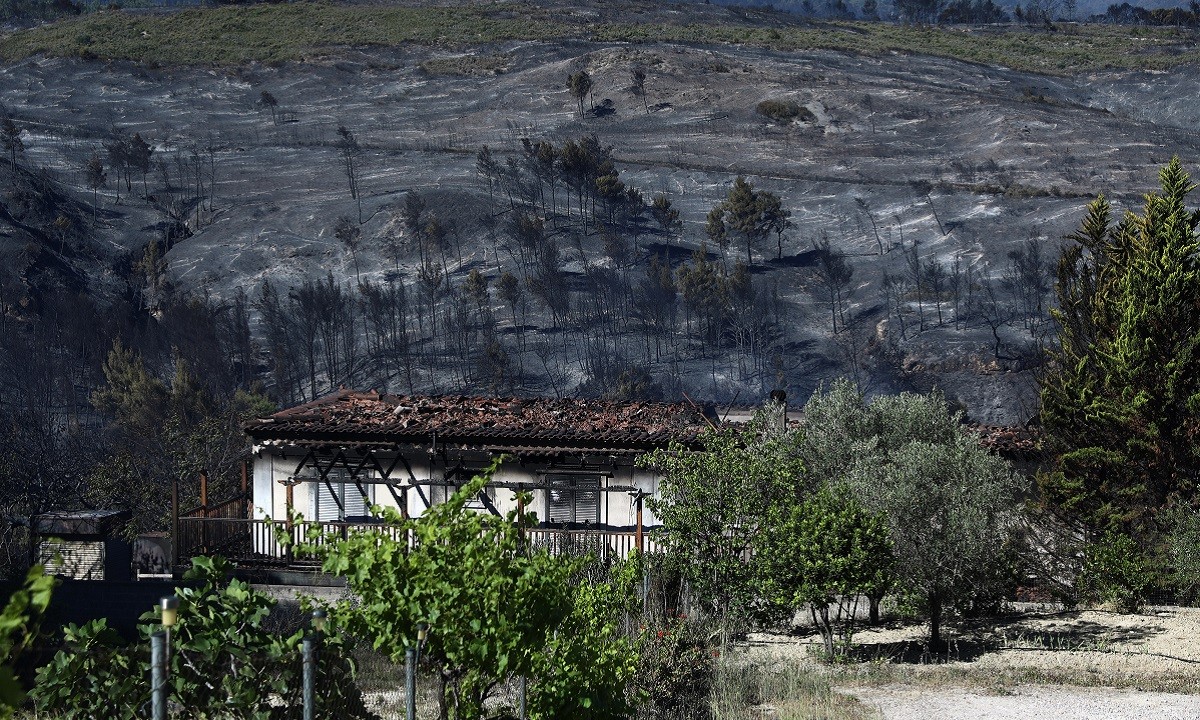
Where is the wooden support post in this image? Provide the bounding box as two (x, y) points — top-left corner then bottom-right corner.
(516, 484), (526, 552)
(241, 459), (251, 519)
(285, 480), (295, 566)
(633, 492), (643, 554)
(635, 492), (644, 555)
(199, 471), (209, 552)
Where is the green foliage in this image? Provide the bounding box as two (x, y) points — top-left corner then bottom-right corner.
(0, 565), (55, 718)
(640, 414), (805, 634)
(1038, 159), (1200, 566)
(567, 70), (593, 116)
(34, 556), (372, 720)
(33, 619), (141, 720)
(755, 100), (815, 123)
(754, 487), (893, 659)
(529, 576), (638, 719)
(856, 434), (1024, 645)
(6, 5), (1199, 73)
(633, 617), (713, 720)
(89, 340), (274, 530)
(311, 467), (632, 720)
(804, 380), (1026, 646)
(707, 176), (790, 265)
(148, 555), (294, 716)
(1168, 510), (1200, 604)
(1077, 532), (1153, 612)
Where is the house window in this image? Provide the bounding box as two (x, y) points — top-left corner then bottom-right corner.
(545, 475), (601, 525)
(312, 471), (374, 521)
(430, 469), (496, 511)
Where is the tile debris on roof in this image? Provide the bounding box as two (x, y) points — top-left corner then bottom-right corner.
(248, 390), (1041, 459)
(247, 389), (712, 452)
(968, 423), (1042, 456)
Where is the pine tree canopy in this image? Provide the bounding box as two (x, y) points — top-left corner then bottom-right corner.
(1038, 157), (1200, 542)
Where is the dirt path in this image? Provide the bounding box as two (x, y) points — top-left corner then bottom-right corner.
(842, 684), (1200, 720)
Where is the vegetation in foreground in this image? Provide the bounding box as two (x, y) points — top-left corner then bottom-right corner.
(0, 128), (1196, 715)
(0, 2), (1199, 72)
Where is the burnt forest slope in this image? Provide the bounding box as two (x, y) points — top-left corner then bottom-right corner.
(2, 2), (1199, 422)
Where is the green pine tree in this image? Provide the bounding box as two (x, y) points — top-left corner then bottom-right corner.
(1039, 157), (1200, 544)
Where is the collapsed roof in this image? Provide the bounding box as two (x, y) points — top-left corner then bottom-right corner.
(245, 389), (715, 456)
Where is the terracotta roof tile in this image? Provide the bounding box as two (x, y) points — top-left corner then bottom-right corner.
(967, 423), (1043, 456)
(247, 390), (711, 453)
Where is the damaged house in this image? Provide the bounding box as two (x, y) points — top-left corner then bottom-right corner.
(233, 389), (718, 562)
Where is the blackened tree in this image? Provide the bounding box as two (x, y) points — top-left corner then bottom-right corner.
(128, 133), (153, 195)
(812, 236), (855, 334)
(567, 71), (593, 117)
(84, 152), (106, 227)
(336, 125), (362, 221)
(631, 65), (649, 114)
(259, 90), (278, 124)
(1, 114), (22, 173)
(334, 215), (362, 283)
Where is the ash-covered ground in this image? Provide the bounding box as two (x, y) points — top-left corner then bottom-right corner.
(3, 37), (1199, 421)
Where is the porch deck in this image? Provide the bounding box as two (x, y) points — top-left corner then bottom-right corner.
(175, 516), (662, 569)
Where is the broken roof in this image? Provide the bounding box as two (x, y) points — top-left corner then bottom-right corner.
(247, 390), (1041, 461)
(246, 389), (714, 455)
(968, 423), (1042, 457)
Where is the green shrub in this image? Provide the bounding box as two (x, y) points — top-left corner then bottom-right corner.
(755, 99), (815, 123)
(1077, 532), (1152, 611)
(33, 619), (141, 720)
(1168, 510), (1200, 605)
(754, 486), (893, 661)
(33, 556), (374, 720)
(634, 617), (713, 720)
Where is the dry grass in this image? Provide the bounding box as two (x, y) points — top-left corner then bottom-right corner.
(1, 3), (1198, 73)
(740, 605), (1200, 701)
(713, 660), (879, 720)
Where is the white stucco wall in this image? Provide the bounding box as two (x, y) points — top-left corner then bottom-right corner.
(250, 447), (663, 542)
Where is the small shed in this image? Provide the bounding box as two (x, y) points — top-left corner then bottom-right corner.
(33, 510), (133, 581)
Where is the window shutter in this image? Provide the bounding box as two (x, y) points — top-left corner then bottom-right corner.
(313, 476), (373, 521)
(575, 483), (600, 524)
(343, 484), (371, 519)
(40, 540), (104, 580)
(314, 481), (342, 521)
(546, 475), (601, 524)
(548, 478), (575, 523)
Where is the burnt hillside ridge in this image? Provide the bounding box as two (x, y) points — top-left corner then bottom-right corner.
(2, 8), (1199, 425)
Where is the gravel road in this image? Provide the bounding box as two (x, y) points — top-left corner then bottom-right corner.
(843, 684), (1200, 720)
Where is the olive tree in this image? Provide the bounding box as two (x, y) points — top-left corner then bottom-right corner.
(854, 434), (1023, 646)
(804, 380), (1026, 646)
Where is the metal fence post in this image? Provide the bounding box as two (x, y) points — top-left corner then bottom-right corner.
(150, 631), (167, 720)
(519, 675), (527, 720)
(405, 646), (417, 720)
(302, 636), (316, 720)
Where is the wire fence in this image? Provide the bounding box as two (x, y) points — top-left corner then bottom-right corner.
(27, 635), (418, 720)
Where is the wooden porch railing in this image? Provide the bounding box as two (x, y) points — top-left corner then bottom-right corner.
(524, 527), (661, 559)
(171, 465), (253, 566)
(175, 517), (661, 567)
